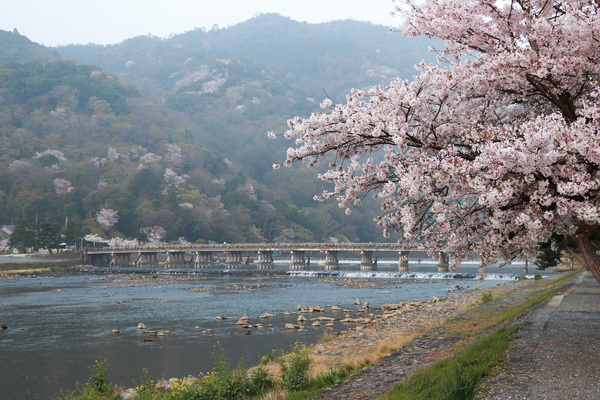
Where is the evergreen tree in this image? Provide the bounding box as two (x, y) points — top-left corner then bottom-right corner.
(38, 221), (63, 249)
(9, 219), (37, 251)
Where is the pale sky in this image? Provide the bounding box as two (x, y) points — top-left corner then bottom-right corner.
(2, 0), (401, 47)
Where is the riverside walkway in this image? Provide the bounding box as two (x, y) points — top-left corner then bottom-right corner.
(479, 270), (600, 399)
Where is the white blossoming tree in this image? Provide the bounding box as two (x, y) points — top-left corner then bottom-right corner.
(53, 178), (73, 195)
(140, 226), (166, 247)
(273, 0), (600, 281)
(83, 234), (108, 246)
(0, 238), (10, 253)
(164, 144), (183, 167)
(96, 208), (119, 230)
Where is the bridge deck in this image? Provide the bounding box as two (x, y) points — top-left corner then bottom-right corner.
(84, 242), (423, 255)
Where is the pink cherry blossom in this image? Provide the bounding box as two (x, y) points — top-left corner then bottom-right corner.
(275, 0), (600, 275)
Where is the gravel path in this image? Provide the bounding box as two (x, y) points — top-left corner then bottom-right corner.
(479, 271), (600, 399)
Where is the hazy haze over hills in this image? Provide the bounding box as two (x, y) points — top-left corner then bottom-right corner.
(0, 14), (438, 246)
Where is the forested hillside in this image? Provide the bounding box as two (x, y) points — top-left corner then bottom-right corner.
(0, 15), (436, 248)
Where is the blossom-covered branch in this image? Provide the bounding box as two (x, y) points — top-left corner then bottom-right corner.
(273, 0), (600, 269)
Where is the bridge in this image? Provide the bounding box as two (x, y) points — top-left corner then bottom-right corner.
(83, 242), (452, 272)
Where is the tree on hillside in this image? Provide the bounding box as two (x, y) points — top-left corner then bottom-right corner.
(273, 1), (600, 281)
(96, 208), (119, 231)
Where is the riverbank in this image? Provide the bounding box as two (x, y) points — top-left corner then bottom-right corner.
(0, 252), (83, 278)
(306, 269), (579, 399)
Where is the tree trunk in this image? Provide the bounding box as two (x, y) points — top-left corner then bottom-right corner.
(576, 236), (600, 283)
(564, 245), (586, 268)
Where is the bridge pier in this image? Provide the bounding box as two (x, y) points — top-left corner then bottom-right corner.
(166, 251), (189, 268)
(360, 250), (377, 271)
(398, 251), (409, 271)
(290, 250), (308, 270)
(226, 251), (245, 269)
(437, 252), (449, 272)
(256, 250), (274, 269)
(87, 252), (110, 266)
(136, 252), (159, 268)
(110, 252), (133, 267)
(324, 250), (339, 270)
(194, 251), (214, 268)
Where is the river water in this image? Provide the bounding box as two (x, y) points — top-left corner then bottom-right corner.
(0, 258), (536, 400)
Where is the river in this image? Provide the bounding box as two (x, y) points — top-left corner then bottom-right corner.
(0, 257), (536, 400)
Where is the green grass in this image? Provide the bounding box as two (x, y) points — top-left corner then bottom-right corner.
(379, 325), (520, 400)
(378, 270), (581, 400)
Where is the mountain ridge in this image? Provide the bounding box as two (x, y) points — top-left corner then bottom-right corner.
(0, 14), (435, 247)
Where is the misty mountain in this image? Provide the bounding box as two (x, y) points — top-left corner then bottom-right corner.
(56, 14), (437, 188)
(0, 29), (60, 64)
(59, 14), (437, 101)
(0, 14), (437, 245)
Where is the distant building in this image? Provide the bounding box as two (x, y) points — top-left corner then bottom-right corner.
(0, 225), (15, 240)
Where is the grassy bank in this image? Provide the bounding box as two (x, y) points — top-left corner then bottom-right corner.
(379, 324), (521, 400)
(0, 252), (83, 275)
(378, 270), (579, 400)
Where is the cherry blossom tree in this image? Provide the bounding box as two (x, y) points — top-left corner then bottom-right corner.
(177, 237), (193, 246)
(164, 144), (183, 167)
(96, 208), (119, 230)
(163, 168), (188, 188)
(107, 237), (139, 247)
(96, 178), (108, 191)
(83, 234), (108, 246)
(53, 178), (73, 195)
(0, 238), (10, 253)
(272, 0), (600, 281)
(140, 226), (166, 247)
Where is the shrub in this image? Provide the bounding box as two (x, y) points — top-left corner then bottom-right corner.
(481, 291), (493, 304)
(534, 274), (542, 280)
(281, 343), (311, 392)
(259, 348), (283, 365)
(249, 365), (274, 393)
(198, 344), (254, 399)
(87, 360), (112, 396)
(57, 360), (113, 400)
(321, 365), (348, 386)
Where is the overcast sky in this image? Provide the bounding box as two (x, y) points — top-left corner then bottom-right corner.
(2, 0), (401, 47)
